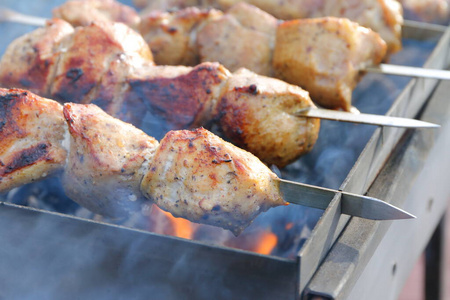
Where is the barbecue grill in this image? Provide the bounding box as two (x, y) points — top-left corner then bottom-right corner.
(0, 1), (449, 299)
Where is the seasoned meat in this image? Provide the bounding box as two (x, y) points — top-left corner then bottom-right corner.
(140, 127), (285, 235)
(315, 0), (403, 55)
(140, 7), (223, 66)
(0, 89), (67, 193)
(196, 3), (277, 76)
(50, 20), (153, 106)
(273, 17), (387, 111)
(0, 19), (320, 167)
(53, 0), (140, 29)
(216, 68), (320, 167)
(62, 102), (159, 218)
(128, 62), (230, 130)
(0, 19), (74, 95)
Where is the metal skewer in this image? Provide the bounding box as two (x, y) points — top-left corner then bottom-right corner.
(277, 178), (415, 220)
(297, 107), (440, 128)
(0, 7), (47, 27)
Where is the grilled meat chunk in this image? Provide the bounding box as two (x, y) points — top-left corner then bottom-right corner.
(140, 7), (223, 66)
(0, 89), (67, 193)
(0, 19), (320, 167)
(196, 3), (277, 76)
(62, 102), (159, 218)
(216, 68), (320, 167)
(0, 19), (74, 95)
(273, 17), (387, 111)
(140, 127), (285, 235)
(50, 19), (153, 106)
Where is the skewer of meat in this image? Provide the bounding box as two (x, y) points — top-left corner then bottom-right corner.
(0, 88), (415, 236)
(132, 0), (403, 55)
(0, 88), (286, 235)
(0, 19), (320, 167)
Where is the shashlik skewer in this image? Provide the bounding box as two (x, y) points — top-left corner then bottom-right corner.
(132, 0), (404, 55)
(0, 18), (438, 168)
(0, 88), (415, 236)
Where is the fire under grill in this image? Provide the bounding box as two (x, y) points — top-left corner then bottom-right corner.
(1, 1), (450, 299)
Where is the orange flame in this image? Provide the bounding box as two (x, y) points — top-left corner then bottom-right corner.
(159, 209), (195, 239)
(148, 206), (279, 255)
(253, 232), (278, 255)
(149, 206), (195, 240)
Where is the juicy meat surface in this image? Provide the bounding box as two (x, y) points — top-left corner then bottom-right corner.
(0, 89), (67, 193)
(128, 62), (230, 130)
(273, 17), (387, 111)
(315, 0), (403, 55)
(196, 3), (277, 76)
(50, 20), (153, 105)
(62, 102), (159, 218)
(140, 127), (285, 235)
(140, 7), (223, 66)
(0, 19), (74, 95)
(217, 68), (320, 167)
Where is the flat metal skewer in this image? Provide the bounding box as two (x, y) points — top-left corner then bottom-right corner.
(277, 178), (415, 220)
(0, 7), (47, 27)
(297, 107), (440, 128)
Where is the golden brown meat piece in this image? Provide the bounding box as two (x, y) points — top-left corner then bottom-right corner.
(135, 0), (403, 54)
(53, 0), (140, 29)
(196, 3), (277, 76)
(62, 102), (159, 218)
(273, 17), (387, 111)
(140, 7), (223, 66)
(0, 89), (286, 234)
(0, 19), (74, 95)
(50, 19), (153, 105)
(216, 68), (320, 167)
(128, 62), (231, 130)
(140, 127), (285, 235)
(315, 0), (403, 55)
(0, 19), (320, 167)
(0, 89), (67, 193)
